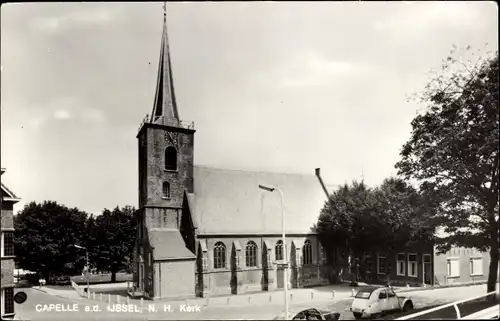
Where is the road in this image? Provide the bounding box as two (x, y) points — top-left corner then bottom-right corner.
(14, 284), (494, 320)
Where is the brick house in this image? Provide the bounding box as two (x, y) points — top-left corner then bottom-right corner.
(1, 168), (19, 319)
(132, 14), (337, 300)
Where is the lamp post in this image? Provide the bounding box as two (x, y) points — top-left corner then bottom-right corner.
(74, 244), (90, 292)
(259, 184), (288, 319)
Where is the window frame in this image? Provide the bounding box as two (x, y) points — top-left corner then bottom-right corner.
(447, 257), (460, 278)
(407, 253), (418, 278)
(396, 253), (406, 276)
(1, 232), (14, 257)
(377, 253), (386, 275)
(302, 240), (313, 265)
(275, 240), (284, 261)
(364, 252), (373, 273)
(162, 182), (171, 199)
(470, 257), (484, 276)
(213, 242), (227, 270)
(3, 287), (14, 315)
(245, 241), (258, 267)
(164, 146), (178, 171)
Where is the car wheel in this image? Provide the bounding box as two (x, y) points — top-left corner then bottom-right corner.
(403, 302), (414, 312)
(353, 312), (363, 319)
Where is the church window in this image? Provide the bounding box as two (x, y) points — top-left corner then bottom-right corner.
(165, 146), (177, 171)
(162, 182), (171, 198)
(213, 242), (226, 269)
(245, 241), (258, 267)
(302, 240), (312, 265)
(275, 240), (284, 261)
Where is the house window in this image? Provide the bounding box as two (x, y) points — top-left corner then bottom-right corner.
(162, 182), (170, 198)
(245, 241), (258, 267)
(275, 240), (283, 261)
(447, 258), (460, 278)
(470, 257), (483, 276)
(302, 240), (313, 265)
(1, 232), (14, 257)
(165, 146), (177, 171)
(397, 253), (406, 276)
(377, 253), (386, 274)
(407, 254), (418, 277)
(4, 287), (14, 314)
(364, 252), (373, 273)
(213, 242), (226, 269)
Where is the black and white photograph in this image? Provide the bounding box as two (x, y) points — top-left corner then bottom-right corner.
(1, 1), (498, 320)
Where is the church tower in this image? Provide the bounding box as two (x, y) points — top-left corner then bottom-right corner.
(134, 4), (196, 300)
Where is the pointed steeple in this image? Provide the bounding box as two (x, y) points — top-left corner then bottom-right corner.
(151, 3), (179, 126)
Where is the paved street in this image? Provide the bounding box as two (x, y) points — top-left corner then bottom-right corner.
(14, 284), (495, 320)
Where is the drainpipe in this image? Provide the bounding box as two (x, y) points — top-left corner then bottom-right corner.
(315, 168), (330, 199)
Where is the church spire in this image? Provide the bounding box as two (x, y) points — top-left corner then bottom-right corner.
(151, 2), (179, 125)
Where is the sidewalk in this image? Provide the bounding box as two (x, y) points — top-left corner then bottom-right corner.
(34, 280), (495, 310)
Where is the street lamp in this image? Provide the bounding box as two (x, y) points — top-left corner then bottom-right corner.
(74, 244), (90, 293)
(259, 184), (289, 319)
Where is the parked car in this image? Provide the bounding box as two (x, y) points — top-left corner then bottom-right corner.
(274, 308), (341, 320)
(350, 286), (414, 319)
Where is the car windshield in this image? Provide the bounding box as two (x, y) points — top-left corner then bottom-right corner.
(355, 290), (373, 299)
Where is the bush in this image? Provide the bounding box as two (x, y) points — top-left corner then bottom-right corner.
(24, 273), (40, 285)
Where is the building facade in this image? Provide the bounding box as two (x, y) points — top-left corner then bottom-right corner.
(132, 13), (335, 300)
(434, 246), (492, 286)
(1, 168), (20, 319)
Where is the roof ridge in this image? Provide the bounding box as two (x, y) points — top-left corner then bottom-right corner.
(194, 164), (316, 177)
(1, 182), (18, 199)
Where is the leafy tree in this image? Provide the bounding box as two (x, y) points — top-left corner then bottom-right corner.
(317, 181), (385, 283)
(14, 201), (88, 279)
(317, 179), (437, 284)
(89, 206), (137, 283)
(396, 46), (499, 293)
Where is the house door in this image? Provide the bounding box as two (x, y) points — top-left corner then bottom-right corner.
(423, 254), (432, 284)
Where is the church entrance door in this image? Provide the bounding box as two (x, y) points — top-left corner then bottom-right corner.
(277, 267), (285, 289)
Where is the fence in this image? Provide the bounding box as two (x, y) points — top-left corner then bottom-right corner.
(395, 290), (499, 320)
(71, 281), (134, 305)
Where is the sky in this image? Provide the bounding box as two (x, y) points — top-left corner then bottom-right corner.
(1, 2), (498, 215)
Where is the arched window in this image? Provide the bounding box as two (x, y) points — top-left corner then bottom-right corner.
(162, 182), (170, 198)
(165, 146), (177, 170)
(213, 242), (226, 269)
(302, 240), (312, 265)
(275, 240), (283, 261)
(245, 241), (258, 267)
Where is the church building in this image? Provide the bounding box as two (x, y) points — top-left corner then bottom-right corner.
(132, 12), (334, 300)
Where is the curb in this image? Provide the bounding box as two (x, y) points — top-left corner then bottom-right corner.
(395, 281), (488, 294)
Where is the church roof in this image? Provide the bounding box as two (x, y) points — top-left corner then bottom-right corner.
(189, 165), (336, 235)
(150, 6), (179, 126)
(148, 229), (195, 260)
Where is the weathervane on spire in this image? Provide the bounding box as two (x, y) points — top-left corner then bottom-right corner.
(163, 1), (167, 21)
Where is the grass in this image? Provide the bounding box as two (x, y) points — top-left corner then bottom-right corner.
(70, 272), (133, 285)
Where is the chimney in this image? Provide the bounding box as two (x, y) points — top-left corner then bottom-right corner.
(315, 168), (330, 198)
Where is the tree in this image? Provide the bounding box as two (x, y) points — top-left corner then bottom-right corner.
(396, 46), (499, 293)
(90, 206), (137, 283)
(14, 201), (88, 279)
(316, 179), (437, 284)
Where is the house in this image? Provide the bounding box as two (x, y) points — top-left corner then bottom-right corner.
(132, 13), (340, 300)
(1, 168), (20, 319)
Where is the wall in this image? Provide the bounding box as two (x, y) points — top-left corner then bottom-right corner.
(1, 203), (14, 230)
(434, 246), (491, 285)
(197, 234), (329, 297)
(157, 260), (196, 300)
(358, 243), (435, 287)
(1, 200), (15, 289)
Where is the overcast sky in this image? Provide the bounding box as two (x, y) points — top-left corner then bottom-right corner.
(1, 2), (498, 214)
